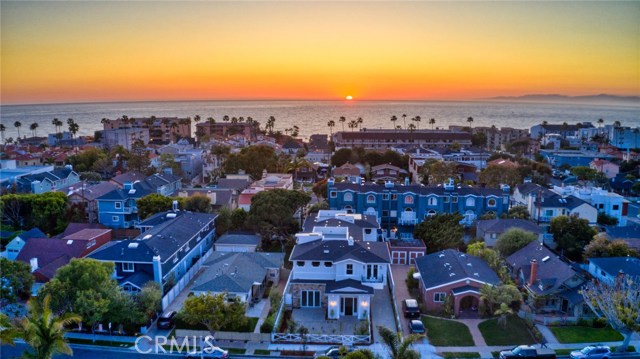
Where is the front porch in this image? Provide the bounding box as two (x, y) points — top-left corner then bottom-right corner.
(291, 308), (363, 335)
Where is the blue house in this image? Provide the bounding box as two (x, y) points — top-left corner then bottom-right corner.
(16, 166), (80, 194)
(4, 228), (47, 260)
(89, 210), (217, 294)
(327, 178), (510, 238)
(96, 173), (182, 228)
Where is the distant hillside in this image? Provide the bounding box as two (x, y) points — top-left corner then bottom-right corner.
(485, 94), (640, 105)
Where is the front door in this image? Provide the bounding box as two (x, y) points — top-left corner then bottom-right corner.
(341, 297), (358, 316)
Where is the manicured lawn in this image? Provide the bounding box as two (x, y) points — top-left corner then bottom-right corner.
(422, 316), (475, 346)
(479, 317), (536, 346)
(550, 325), (623, 343)
(441, 352), (480, 358)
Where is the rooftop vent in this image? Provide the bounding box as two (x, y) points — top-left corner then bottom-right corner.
(438, 253), (445, 258)
(128, 189), (136, 195)
(323, 250), (330, 254)
(66, 240), (73, 245)
(166, 213), (177, 219)
(449, 272), (456, 277)
(542, 256), (550, 262)
(143, 234), (152, 240)
(467, 262), (472, 267)
(128, 242), (139, 249)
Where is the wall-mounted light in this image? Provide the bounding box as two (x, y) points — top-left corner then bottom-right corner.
(329, 301), (337, 307)
(361, 301), (368, 307)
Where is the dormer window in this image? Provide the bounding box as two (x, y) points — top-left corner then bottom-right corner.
(324, 262), (332, 267)
(366, 195), (376, 204)
(312, 261), (320, 267)
(296, 261), (305, 267)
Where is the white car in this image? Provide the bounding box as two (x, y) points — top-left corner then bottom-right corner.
(569, 345), (611, 359)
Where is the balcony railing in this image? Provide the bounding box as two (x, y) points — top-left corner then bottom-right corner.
(361, 276), (383, 283)
(398, 217), (419, 225)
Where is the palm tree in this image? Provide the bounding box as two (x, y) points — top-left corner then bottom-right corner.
(286, 157), (312, 183)
(14, 121), (22, 138)
(15, 295), (81, 359)
(377, 326), (421, 359)
(390, 115), (398, 130)
(495, 302), (514, 330)
(597, 118), (604, 128)
(193, 114), (201, 124)
(408, 123), (416, 142)
(223, 115), (230, 123)
(542, 120), (548, 126)
(339, 116), (346, 132)
(348, 120), (358, 132)
(30, 122), (39, 137)
(357, 117), (363, 128)
(327, 120), (336, 137)
(402, 114), (407, 129)
(170, 122), (179, 143)
(0, 313), (17, 345)
(613, 120), (621, 128)
(266, 116), (276, 134)
(414, 116), (421, 130)
(0, 123), (5, 143)
(429, 118), (436, 130)
(467, 116), (474, 129)
(68, 122), (80, 139)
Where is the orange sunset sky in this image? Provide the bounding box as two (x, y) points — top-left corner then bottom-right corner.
(1, 1), (639, 105)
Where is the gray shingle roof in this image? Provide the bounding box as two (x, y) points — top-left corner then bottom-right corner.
(588, 257), (640, 277)
(290, 239), (390, 263)
(216, 232), (261, 246)
(506, 241), (578, 295)
(17, 228), (47, 241)
(332, 182), (504, 196)
(191, 252), (284, 294)
(477, 219), (542, 235)
(414, 249), (501, 290)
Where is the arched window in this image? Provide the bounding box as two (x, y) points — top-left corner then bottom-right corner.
(487, 198), (497, 207)
(405, 195), (414, 204)
(426, 210), (437, 218)
(366, 194), (376, 203)
(466, 197), (476, 207)
(428, 197), (437, 206)
(344, 192), (353, 202)
(404, 207), (413, 212)
(344, 205), (353, 213)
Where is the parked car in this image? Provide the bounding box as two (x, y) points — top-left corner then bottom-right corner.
(499, 346), (556, 359)
(570, 345), (611, 359)
(408, 319), (425, 334)
(157, 311), (177, 329)
(313, 346), (354, 359)
(402, 299), (421, 318)
(185, 347), (229, 359)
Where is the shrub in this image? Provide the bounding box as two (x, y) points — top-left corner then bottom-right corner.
(592, 317), (607, 328)
(406, 268), (418, 291)
(260, 315), (275, 333)
(576, 317), (589, 327)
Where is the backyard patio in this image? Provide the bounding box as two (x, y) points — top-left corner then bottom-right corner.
(290, 308), (366, 335)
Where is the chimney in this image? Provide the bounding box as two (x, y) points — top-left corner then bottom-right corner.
(124, 181), (133, 191)
(348, 236), (354, 246)
(528, 259), (538, 286)
(30, 258), (39, 272)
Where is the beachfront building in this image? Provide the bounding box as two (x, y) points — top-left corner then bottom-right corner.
(102, 117), (191, 145)
(327, 178), (510, 238)
(332, 129), (472, 150)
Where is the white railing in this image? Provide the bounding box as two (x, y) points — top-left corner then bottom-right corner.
(161, 247), (212, 310)
(271, 333), (370, 344)
(361, 276), (383, 283)
(272, 270), (293, 334)
(387, 264), (403, 335)
(398, 216), (419, 225)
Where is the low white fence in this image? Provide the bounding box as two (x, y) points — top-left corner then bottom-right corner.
(161, 248), (213, 310)
(272, 332), (370, 345)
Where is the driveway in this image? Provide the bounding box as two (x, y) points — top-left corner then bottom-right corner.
(390, 264), (414, 336)
(371, 288), (397, 343)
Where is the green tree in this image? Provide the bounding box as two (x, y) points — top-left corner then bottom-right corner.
(550, 215), (597, 261)
(230, 208), (248, 230)
(597, 212), (619, 226)
(15, 295), (81, 359)
(312, 179), (328, 199)
(413, 213), (464, 253)
(495, 228), (537, 256)
(331, 148), (358, 167)
(344, 349), (376, 359)
(420, 159), (458, 185)
(505, 205), (530, 220)
(472, 132), (487, 148)
(0, 258), (34, 303)
(128, 139), (150, 172)
(376, 325), (421, 359)
(136, 193), (173, 219)
(582, 274), (640, 352)
(571, 166), (598, 181)
(247, 189), (310, 244)
(158, 153), (183, 177)
(479, 164), (521, 188)
(465, 242), (509, 282)
(0, 313), (17, 345)
(223, 145), (279, 180)
(584, 234), (638, 259)
(495, 302), (514, 330)
(479, 284), (522, 317)
(39, 259), (121, 333)
(0, 192), (69, 233)
(136, 282), (162, 321)
(79, 171), (103, 182)
(182, 194), (211, 213)
(180, 293), (247, 337)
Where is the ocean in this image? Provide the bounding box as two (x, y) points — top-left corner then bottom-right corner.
(0, 100), (638, 141)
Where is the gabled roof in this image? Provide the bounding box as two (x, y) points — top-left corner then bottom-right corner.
(191, 252), (284, 294)
(506, 241), (578, 295)
(414, 249), (501, 290)
(216, 232), (261, 246)
(588, 257), (640, 277)
(515, 182), (542, 196)
(16, 237), (93, 281)
(119, 272), (153, 289)
(16, 228), (47, 241)
(111, 171), (146, 186)
(605, 224), (640, 240)
(89, 211), (217, 263)
(477, 219), (542, 235)
(56, 223), (107, 238)
(290, 239), (390, 263)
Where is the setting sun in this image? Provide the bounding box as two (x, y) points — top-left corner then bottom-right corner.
(346, 96), (353, 101)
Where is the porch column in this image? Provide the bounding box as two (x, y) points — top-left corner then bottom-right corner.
(358, 295), (370, 320)
(327, 294), (340, 319)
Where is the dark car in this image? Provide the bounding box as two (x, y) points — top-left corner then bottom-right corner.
(402, 299), (421, 318)
(157, 311), (176, 329)
(408, 319), (425, 334)
(313, 346), (354, 359)
(570, 345), (611, 359)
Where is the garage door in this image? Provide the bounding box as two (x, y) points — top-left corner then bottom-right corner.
(391, 251), (407, 264)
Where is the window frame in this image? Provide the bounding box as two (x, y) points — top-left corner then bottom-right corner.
(122, 262), (135, 272)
